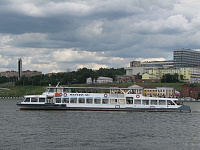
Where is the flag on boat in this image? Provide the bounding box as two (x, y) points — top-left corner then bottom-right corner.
(175, 91), (180, 96)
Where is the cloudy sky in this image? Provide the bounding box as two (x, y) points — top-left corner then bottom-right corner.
(0, 0), (200, 73)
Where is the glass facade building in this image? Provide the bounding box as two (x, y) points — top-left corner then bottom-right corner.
(174, 49), (200, 68)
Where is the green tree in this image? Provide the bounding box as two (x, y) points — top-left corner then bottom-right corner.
(161, 73), (180, 83)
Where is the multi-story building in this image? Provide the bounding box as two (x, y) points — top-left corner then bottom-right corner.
(0, 71), (18, 78)
(0, 70), (42, 78)
(128, 84), (175, 97)
(182, 84), (200, 99)
(142, 67), (200, 82)
(174, 49), (200, 68)
(142, 60), (174, 70)
(143, 86), (174, 97)
(130, 61), (142, 67)
(116, 75), (136, 83)
(124, 48), (200, 83)
(125, 60), (174, 76)
(124, 66), (145, 76)
(22, 70), (42, 77)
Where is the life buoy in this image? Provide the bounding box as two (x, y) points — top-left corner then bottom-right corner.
(63, 93), (67, 97)
(136, 94), (140, 98)
(59, 93), (62, 97)
(104, 93), (108, 97)
(55, 93), (59, 97)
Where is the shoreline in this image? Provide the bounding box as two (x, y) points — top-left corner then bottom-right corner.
(0, 97), (22, 100)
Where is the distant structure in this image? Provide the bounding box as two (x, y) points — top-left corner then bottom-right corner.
(174, 49), (200, 68)
(86, 77), (113, 84)
(125, 60), (174, 76)
(18, 58), (22, 80)
(124, 48), (200, 83)
(22, 70), (42, 77)
(182, 84), (200, 99)
(0, 71), (18, 78)
(130, 61), (142, 67)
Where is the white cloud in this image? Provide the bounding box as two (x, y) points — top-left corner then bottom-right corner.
(78, 20), (104, 38)
(0, 34), (12, 48)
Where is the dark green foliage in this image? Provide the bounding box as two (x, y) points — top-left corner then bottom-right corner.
(161, 73), (180, 83)
(12, 67), (125, 86)
(136, 73), (142, 79)
(0, 76), (17, 83)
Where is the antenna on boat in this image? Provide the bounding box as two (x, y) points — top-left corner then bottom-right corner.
(56, 82), (60, 87)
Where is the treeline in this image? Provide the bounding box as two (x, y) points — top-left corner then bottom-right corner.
(0, 76), (18, 83)
(0, 69), (184, 86)
(14, 67), (125, 86)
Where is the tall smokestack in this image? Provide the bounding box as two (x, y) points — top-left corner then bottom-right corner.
(18, 58), (22, 80)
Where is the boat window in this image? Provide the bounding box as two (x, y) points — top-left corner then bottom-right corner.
(110, 99), (117, 104)
(142, 100), (149, 105)
(151, 100), (157, 105)
(24, 98), (30, 102)
(63, 88), (71, 93)
(57, 88), (62, 93)
(94, 98), (101, 104)
(134, 99), (141, 105)
(78, 98), (85, 103)
(167, 100), (175, 105)
(118, 99), (125, 104)
(31, 98), (38, 102)
(62, 98), (69, 103)
(49, 88), (56, 92)
(70, 98), (77, 103)
(56, 98), (61, 103)
(39, 98), (45, 102)
(126, 97), (133, 104)
(159, 100), (166, 105)
(102, 99), (109, 104)
(86, 98), (93, 104)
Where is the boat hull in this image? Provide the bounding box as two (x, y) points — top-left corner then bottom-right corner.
(17, 103), (191, 113)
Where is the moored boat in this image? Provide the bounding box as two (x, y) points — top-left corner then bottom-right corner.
(17, 86), (191, 112)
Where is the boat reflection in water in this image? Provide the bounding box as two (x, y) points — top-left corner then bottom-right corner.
(17, 86), (191, 113)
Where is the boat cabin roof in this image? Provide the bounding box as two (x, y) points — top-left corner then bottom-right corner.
(45, 86), (141, 94)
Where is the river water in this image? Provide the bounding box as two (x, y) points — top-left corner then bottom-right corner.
(1, 99), (200, 150)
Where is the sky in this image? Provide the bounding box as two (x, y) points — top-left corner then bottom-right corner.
(0, 0), (200, 74)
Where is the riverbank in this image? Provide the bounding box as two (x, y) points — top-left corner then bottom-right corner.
(0, 97), (22, 100)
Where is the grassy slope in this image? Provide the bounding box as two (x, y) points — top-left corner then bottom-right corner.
(0, 84), (45, 97)
(1, 82), (200, 97)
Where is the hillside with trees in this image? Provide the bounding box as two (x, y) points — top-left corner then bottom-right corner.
(13, 67), (125, 86)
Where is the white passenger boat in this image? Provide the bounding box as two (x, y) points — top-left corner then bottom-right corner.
(17, 86), (191, 112)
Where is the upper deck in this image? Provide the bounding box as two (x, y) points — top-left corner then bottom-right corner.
(43, 87), (143, 95)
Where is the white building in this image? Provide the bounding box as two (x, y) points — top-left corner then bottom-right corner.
(96, 77), (113, 84)
(124, 66), (145, 76)
(86, 77), (93, 84)
(86, 77), (113, 84)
